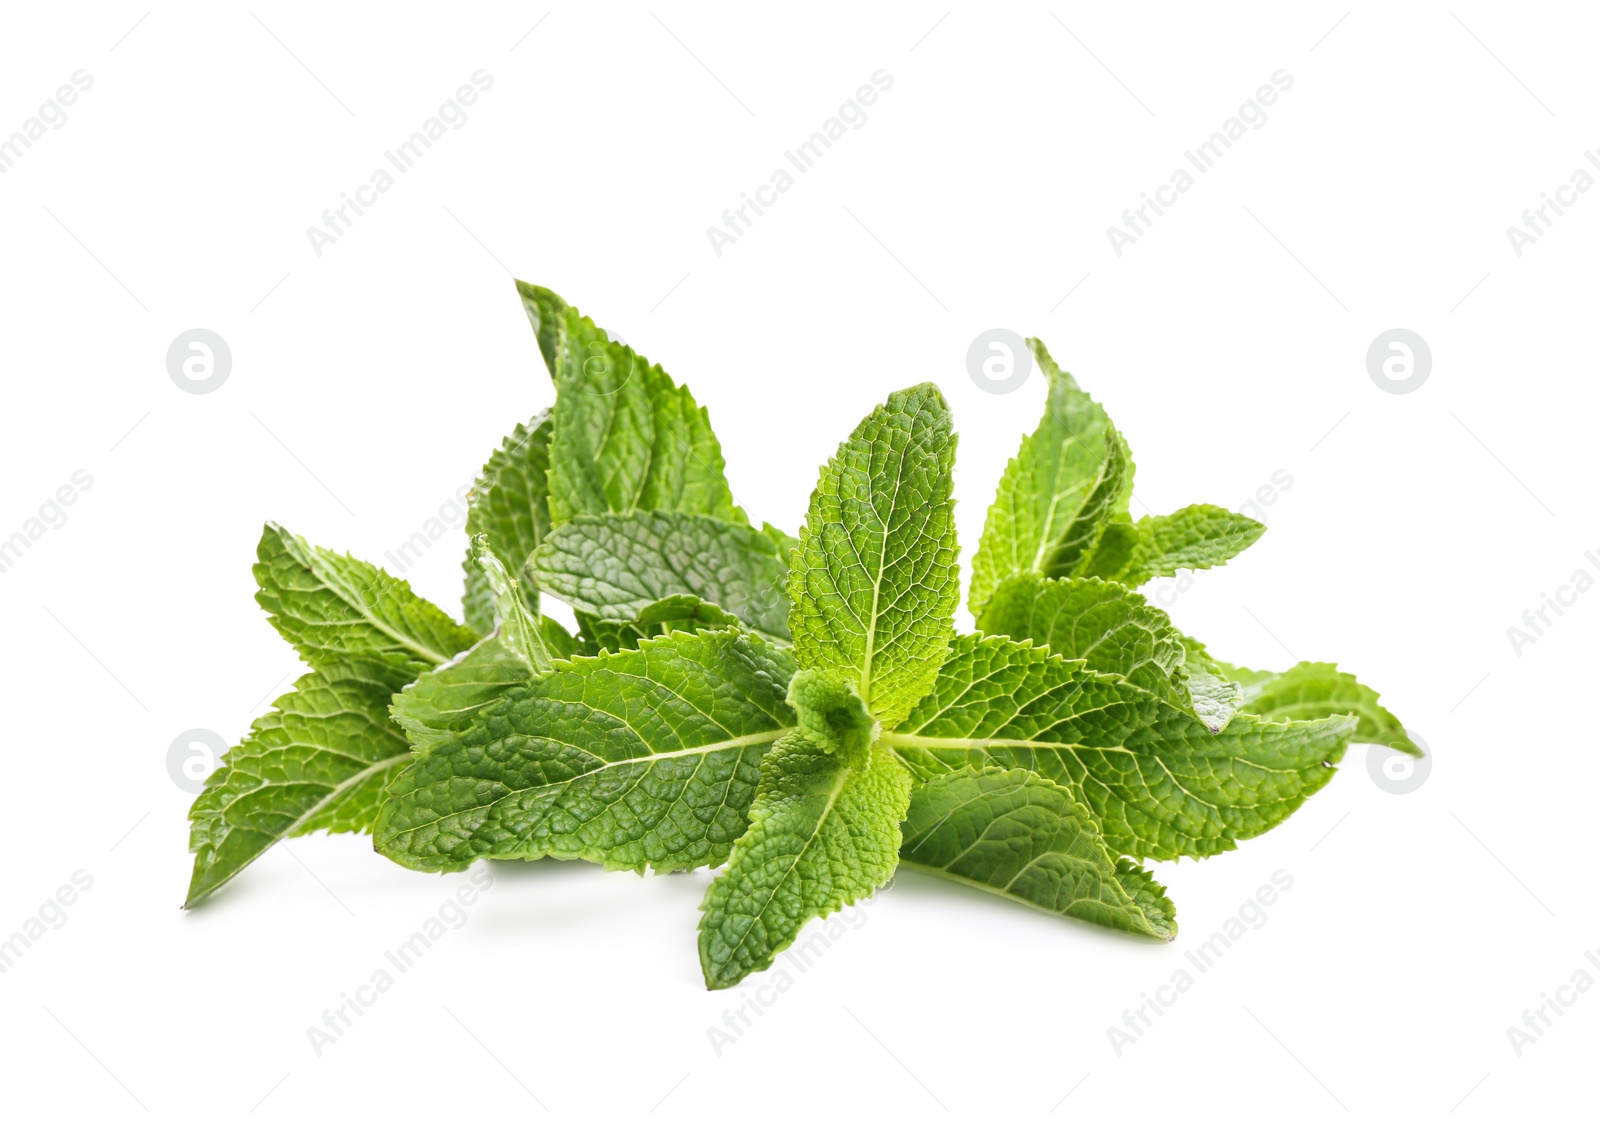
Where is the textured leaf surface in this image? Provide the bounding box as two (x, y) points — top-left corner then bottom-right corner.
(788, 383), (959, 729)
(1174, 634), (1243, 733)
(471, 536), (558, 673)
(578, 595), (742, 655)
(885, 634), (1357, 860)
(698, 735), (910, 989)
(1113, 504), (1265, 586)
(521, 283), (745, 527)
(1221, 660), (1418, 755)
(389, 637), (532, 755)
(978, 574), (1183, 699)
(463, 412), (554, 633)
(978, 573), (1237, 730)
(374, 631), (797, 873)
(968, 340), (1127, 616)
(394, 552), (577, 754)
(186, 661), (415, 906)
(531, 512), (790, 640)
(255, 523), (476, 675)
(899, 767), (1175, 939)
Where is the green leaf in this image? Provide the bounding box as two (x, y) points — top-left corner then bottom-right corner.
(788, 383), (959, 730)
(397, 534), (582, 752)
(968, 340), (1129, 617)
(185, 661), (416, 906)
(978, 573), (1184, 699)
(977, 573), (1237, 731)
(1111, 504), (1265, 586)
(255, 523), (477, 675)
(578, 595), (742, 655)
(470, 535), (557, 673)
(530, 512), (790, 641)
(463, 412), (555, 633)
(884, 634), (1357, 860)
(374, 630), (798, 874)
(1171, 634), (1243, 733)
(516, 279), (568, 380)
(389, 637), (532, 755)
(899, 767), (1176, 940)
(1220, 660), (1419, 755)
(697, 734), (911, 989)
(520, 283), (745, 527)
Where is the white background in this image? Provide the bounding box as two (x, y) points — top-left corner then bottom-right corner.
(1, 3), (1594, 1120)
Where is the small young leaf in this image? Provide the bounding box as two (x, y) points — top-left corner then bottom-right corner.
(789, 383), (959, 729)
(968, 340), (1126, 616)
(470, 535), (557, 673)
(1219, 660), (1419, 755)
(186, 661), (416, 906)
(698, 734), (911, 990)
(374, 631), (798, 874)
(398, 544), (578, 753)
(885, 634), (1357, 860)
(978, 573), (1185, 699)
(463, 411), (555, 633)
(255, 522), (476, 675)
(978, 573), (1236, 730)
(1110, 503), (1265, 587)
(899, 767), (1176, 939)
(519, 282), (746, 527)
(530, 512), (790, 641)
(578, 595), (742, 655)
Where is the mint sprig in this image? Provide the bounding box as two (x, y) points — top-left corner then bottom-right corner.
(184, 282), (1415, 992)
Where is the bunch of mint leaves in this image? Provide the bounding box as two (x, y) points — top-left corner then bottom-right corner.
(186, 282), (1416, 990)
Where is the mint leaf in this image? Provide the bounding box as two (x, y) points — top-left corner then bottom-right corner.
(395, 544), (577, 753)
(390, 639), (530, 754)
(1220, 660), (1418, 755)
(521, 283), (746, 527)
(899, 767), (1176, 940)
(788, 383), (959, 729)
(186, 661), (415, 906)
(969, 340), (1126, 616)
(530, 512), (790, 641)
(579, 595), (741, 655)
(374, 630), (797, 873)
(1167, 633), (1241, 733)
(463, 411), (554, 633)
(255, 522), (476, 674)
(978, 573), (1185, 698)
(1110, 504), (1265, 587)
(978, 573), (1238, 730)
(698, 733), (910, 990)
(516, 279), (568, 379)
(885, 634), (1357, 860)
(470, 535), (558, 673)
